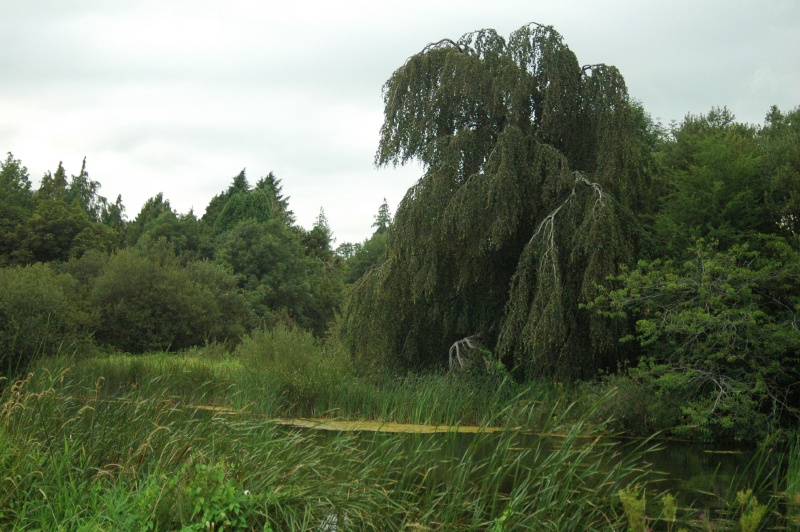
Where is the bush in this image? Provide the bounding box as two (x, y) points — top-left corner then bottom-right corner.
(0, 263), (95, 376)
(215, 218), (343, 336)
(581, 363), (686, 437)
(234, 324), (352, 414)
(591, 238), (800, 441)
(91, 249), (249, 353)
(186, 260), (253, 342)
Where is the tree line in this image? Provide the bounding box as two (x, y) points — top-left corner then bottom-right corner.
(1, 22), (798, 441)
(0, 156), (390, 375)
(340, 24), (799, 440)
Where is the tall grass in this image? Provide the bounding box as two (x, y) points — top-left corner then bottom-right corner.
(230, 324), (576, 427)
(0, 364), (661, 530)
(67, 344), (242, 403)
(788, 433), (800, 528)
(20, 325), (791, 528)
(57, 325), (579, 428)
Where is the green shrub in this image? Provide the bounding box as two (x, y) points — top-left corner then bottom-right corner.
(582, 362), (686, 437)
(90, 249), (250, 353)
(618, 484), (647, 532)
(186, 259), (253, 342)
(591, 238), (800, 441)
(736, 489), (768, 532)
(234, 324), (352, 415)
(215, 218), (343, 337)
(0, 263), (95, 376)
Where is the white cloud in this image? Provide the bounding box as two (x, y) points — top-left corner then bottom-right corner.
(1, 0), (798, 243)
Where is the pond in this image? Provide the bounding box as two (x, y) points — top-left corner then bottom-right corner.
(275, 418), (790, 527)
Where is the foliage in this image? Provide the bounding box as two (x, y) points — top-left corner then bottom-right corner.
(618, 484), (646, 532)
(579, 362), (686, 437)
(235, 324), (353, 415)
(650, 106), (800, 259)
(344, 23), (652, 377)
(126, 192), (176, 245)
(660, 493), (677, 530)
(12, 198), (119, 264)
(737, 489), (767, 532)
(201, 169), (250, 228)
(38, 158), (126, 232)
(216, 218), (342, 336)
(0, 263), (95, 376)
(256, 172), (294, 224)
(202, 170), (294, 231)
(187, 259), (253, 341)
(90, 248), (250, 353)
(760, 105), (800, 239)
(0, 364), (664, 531)
(0, 157), (124, 265)
(62, 157), (107, 221)
(590, 238), (800, 441)
(300, 207), (337, 263)
(36, 161), (69, 202)
(213, 188), (272, 234)
(182, 462), (254, 531)
(55, 249), (111, 298)
(0, 153), (35, 265)
(137, 210), (213, 263)
(342, 231), (388, 284)
(339, 200), (392, 283)
(788, 435), (800, 529)
(372, 197), (392, 234)
(652, 108), (768, 256)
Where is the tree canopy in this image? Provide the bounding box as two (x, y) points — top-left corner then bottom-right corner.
(343, 23), (654, 378)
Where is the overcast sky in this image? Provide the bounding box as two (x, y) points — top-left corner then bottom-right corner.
(2, 1), (798, 244)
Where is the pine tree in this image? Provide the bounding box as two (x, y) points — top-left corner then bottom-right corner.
(66, 157), (106, 221)
(37, 161), (69, 201)
(256, 172), (295, 224)
(372, 198), (392, 234)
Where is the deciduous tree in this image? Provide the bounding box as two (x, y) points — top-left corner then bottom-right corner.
(343, 23), (653, 378)
(0, 153), (35, 265)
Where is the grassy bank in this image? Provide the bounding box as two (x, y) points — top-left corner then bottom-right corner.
(0, 325), (792, 529)
(55, 325), (579, 429)
(0, 364), (659, 530)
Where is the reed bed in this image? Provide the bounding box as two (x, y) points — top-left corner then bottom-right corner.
(5, 325), (787, 529)
(0, 362), (665, 530)
(64, 326), (570, 428)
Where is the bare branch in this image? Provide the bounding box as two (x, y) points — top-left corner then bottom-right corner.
(448, 334), (479, 370)
(529, 172), (606, 280)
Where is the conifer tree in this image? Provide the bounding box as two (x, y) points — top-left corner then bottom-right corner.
(343, 23), (653, 379)
(372, 198), (392, 234)
(37, 162), (69, 201)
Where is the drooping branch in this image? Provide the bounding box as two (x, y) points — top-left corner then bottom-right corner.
(530, 171), (607, 280)
(449, 332), (500, 370)
(346, 23), (647, 377)
(422, 38), (469, 54)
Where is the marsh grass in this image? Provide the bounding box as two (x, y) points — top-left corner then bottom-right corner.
(0, 364), (662, 530)
(14, 326), (791, 529)
(54, 325), (580, 430)
(785, 434), (800, 528)
(230, 324), (576, 427)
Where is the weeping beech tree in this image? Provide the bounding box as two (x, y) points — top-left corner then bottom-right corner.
(343, 23), (652, 379)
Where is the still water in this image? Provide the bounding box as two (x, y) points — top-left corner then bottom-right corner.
(277, 419), (790, 525)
